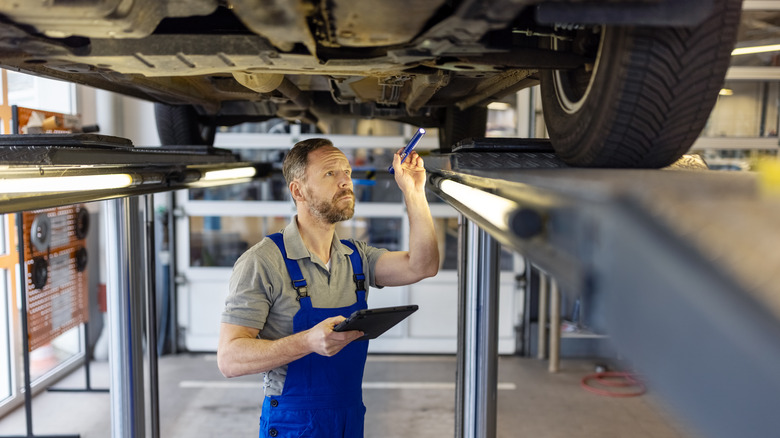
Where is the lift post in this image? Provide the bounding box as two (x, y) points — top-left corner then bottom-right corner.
(427, 139), (780, 438)
(104, 197), (146, 437)
(454, 219), (500, 438)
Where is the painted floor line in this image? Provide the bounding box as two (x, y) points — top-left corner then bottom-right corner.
(203, 354), (457, 363)
(179, 380), (516, 390)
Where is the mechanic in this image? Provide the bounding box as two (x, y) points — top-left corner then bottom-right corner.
(217, 137), (439, 437)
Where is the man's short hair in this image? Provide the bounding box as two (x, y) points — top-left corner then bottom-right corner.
(282, 138), (334, 185)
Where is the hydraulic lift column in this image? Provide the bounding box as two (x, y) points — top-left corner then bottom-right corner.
(455, 217), (500, 438)
(104, 197), (146, 437)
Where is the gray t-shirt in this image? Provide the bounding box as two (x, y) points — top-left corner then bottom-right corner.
(221, 218), (387, 395)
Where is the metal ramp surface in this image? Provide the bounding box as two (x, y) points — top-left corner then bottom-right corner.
(426, 139), (780, 438)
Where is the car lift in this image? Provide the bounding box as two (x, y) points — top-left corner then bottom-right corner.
(3, 135), (780, 437)
(0, 134), (271, 438)
(426, 139), (780, 438)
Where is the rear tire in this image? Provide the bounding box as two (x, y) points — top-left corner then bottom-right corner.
(154, 103), (217, 146)
(438, 106), (488, 152)
(540, 0), (742, 168)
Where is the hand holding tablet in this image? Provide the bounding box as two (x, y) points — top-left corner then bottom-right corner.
(333, 305), (419, 341)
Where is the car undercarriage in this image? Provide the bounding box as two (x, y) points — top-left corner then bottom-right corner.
(0, 0), (742, 167)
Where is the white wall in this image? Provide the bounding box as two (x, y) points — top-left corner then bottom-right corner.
(121, 96), (160, 146)
(76, 85), (160, 146)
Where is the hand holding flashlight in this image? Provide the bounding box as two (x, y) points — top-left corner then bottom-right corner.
(389, 128), (426, 174)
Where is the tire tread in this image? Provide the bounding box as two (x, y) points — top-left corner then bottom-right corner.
(542, 0), (742, 167)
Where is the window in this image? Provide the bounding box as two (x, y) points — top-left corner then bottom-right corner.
(0, 213), (5, 256)
(189, 174), (291, 202)
(731, 11), (780, 69)
(0, 70), (80, 417)
(29, 327), (82, 381)
(0, 214), (16, 409)
(336, 217), (403, 251)
(5, 71), (74, 114)
(189, 216), (288, 267)
(0, 269), (11, 403)
(702, 80), (780, 138)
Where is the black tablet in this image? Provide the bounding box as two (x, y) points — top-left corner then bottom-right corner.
(333, 305), (419, 341)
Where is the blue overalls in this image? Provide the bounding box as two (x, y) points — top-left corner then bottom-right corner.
(260, 233), (369, 438)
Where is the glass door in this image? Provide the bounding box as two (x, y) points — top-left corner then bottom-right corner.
(0, 214), (17, 415)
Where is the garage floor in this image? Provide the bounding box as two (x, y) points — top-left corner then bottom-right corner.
(0, 354), (697, 438)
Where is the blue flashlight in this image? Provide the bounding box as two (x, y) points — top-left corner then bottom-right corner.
(389, 128), (426, 174)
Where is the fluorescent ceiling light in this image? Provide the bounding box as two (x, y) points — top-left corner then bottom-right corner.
(0, 173), (133, 194)
(732, 44), (780, 56)
(439, 179), (517, 232)
(202, 166), (256, 181)
(487, 102), (512, 111)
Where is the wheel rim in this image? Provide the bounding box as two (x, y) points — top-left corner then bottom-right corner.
(552, 26), (606, 114)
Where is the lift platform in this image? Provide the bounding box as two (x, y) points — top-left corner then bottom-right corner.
(426, 139), (780, 438)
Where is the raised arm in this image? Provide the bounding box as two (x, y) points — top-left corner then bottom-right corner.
(374, 150), (439, 287)
(217, 318), (363, 378)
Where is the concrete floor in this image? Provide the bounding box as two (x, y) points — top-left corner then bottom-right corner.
(0, 354), (699, 438)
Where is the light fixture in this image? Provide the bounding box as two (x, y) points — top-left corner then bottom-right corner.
(0, 136), (270, 214)
(487, 102), (512, 111)
(436, 178), (545, 239)
(201, 166), (257, 181)
(0, 173), (133, 194)
(719, 88), (734, 96)
(439, 179), (518, 232)
(732, 44), (780, 56)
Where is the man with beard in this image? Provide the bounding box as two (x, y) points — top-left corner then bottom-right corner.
(217, 138), (439, 437)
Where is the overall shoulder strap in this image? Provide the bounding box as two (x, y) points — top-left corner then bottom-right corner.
(268, 233), (308, 299)
(341, 239), (366, 294)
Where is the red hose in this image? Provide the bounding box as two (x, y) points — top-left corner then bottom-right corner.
(581, 371), (646, 397)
